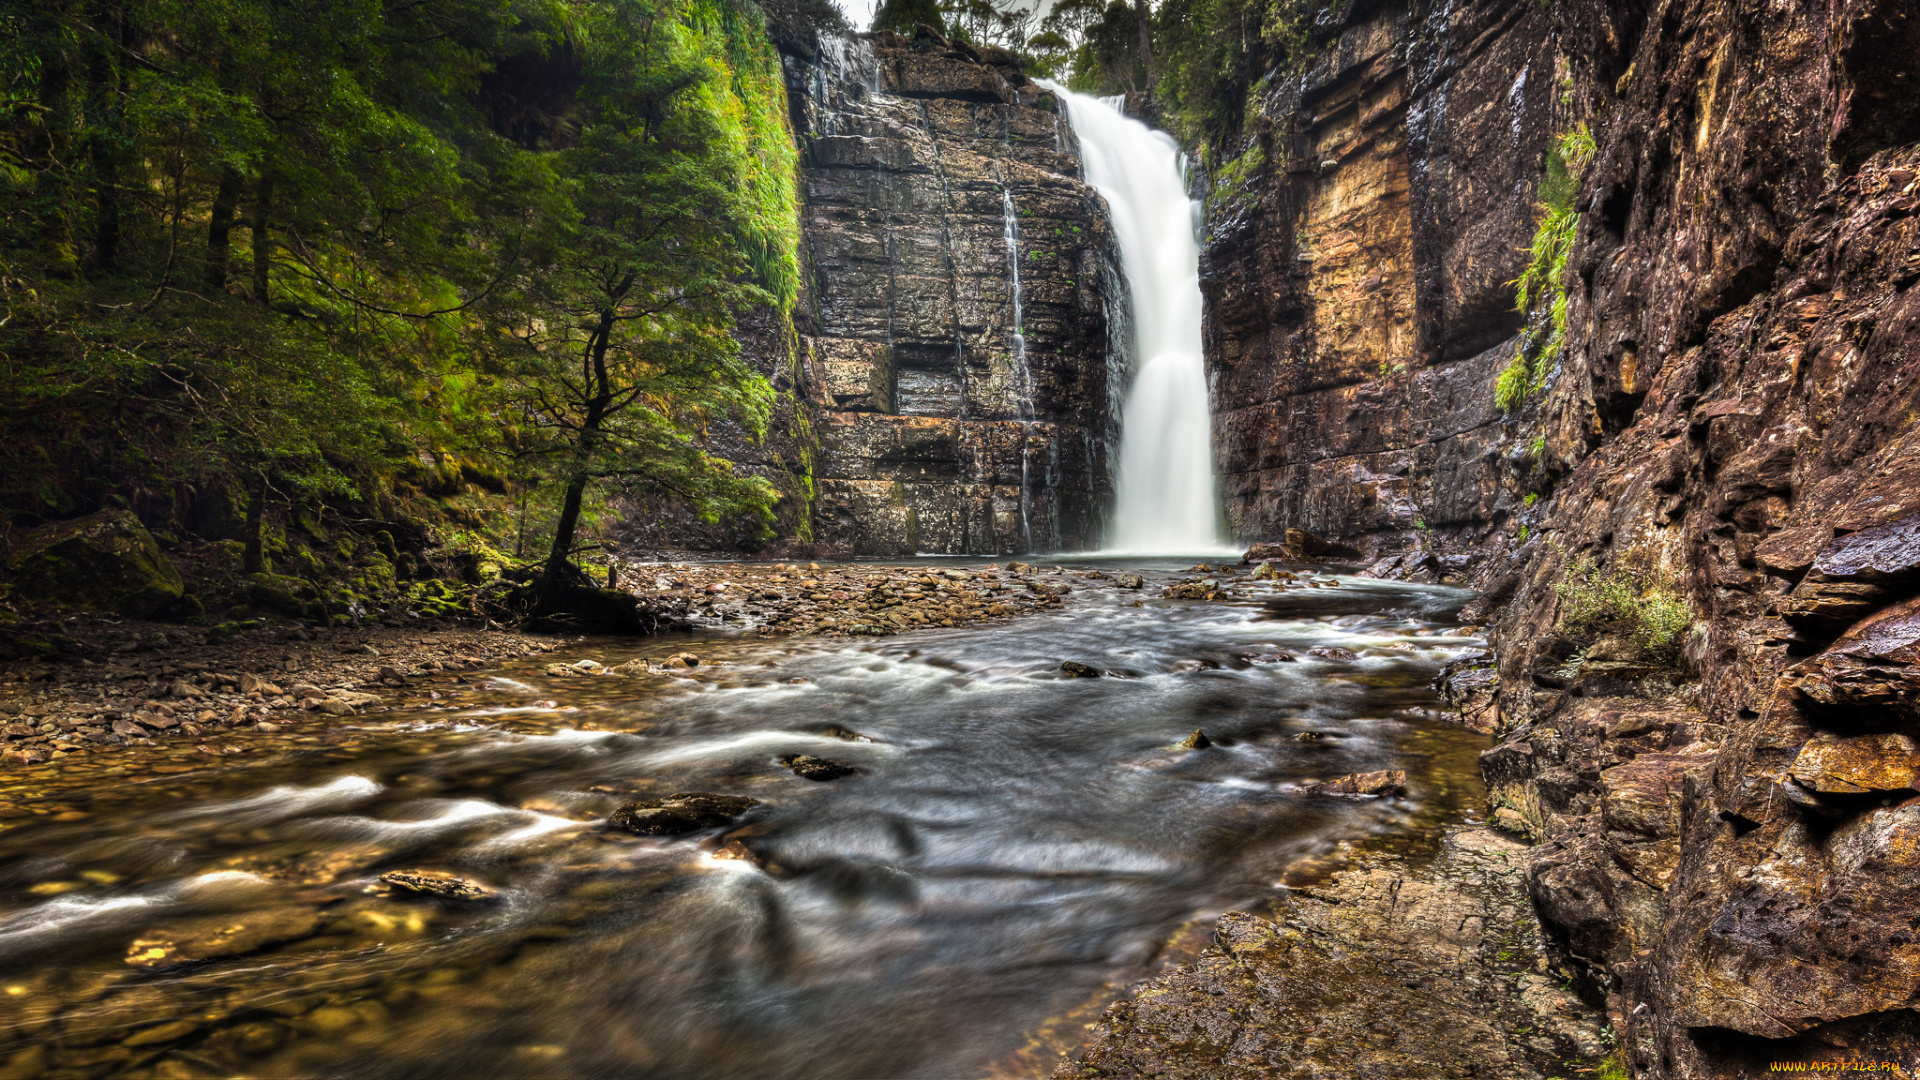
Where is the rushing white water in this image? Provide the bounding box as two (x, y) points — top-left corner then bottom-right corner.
(1048, 85), (1232, 555)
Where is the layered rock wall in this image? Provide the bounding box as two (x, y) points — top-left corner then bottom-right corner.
(1205, 0), (1556, 557)
(640, 32), (1123, 558)
(1204, 0), (1920, 1074)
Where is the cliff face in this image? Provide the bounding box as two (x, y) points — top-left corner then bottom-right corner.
(1204, 0), (1556, 557)
(634, 32), (1123, 558)
(1206, 0), (1920, 1073)
(786, 33), (1123, 556)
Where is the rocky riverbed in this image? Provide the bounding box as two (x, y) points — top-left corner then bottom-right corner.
(1056, 827), (1607, 1079)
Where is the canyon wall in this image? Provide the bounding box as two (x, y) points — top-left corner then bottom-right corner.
(1206, 0), (1920, 1074)
(1204, 0), (1556, 558)
(629, 31), (1123, 557)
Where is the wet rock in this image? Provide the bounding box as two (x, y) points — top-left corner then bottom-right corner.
(1787, 733), (1920, 794)
(1787, 594), (1920, 719)
(1115, 573), (1144, 589)
(1061, 829), (1602, 1077)
(1307, 646), (1360, 662)
(781, 754), (857, 781)
(1059, 660), (1101, 677)
(377, 870), (496, 900)
(1810, 512), (1920, 583)
(607, 793), (758, 835)
(543, 662), (583, 678)
(1176, 729), (1212, 750)
(1300, 769), (1407, 798)
(709, 839), (769, 869)
(1247, 650), (1296, 663)
(661, 652), (700, 669)
(823, 724), (874, 742)
(5, 509), (185, 617)
(125, 907), (325, 968)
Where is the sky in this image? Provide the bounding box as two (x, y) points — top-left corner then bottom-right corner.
(832, 0), (877, 33)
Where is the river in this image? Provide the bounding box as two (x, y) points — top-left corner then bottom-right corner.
(0, 560), (1489, 1080)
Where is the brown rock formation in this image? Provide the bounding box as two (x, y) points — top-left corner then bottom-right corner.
(631, 32), (1122, 556)
(1204, 0), (1556, 557)
(1195, 0), (1920, 1073)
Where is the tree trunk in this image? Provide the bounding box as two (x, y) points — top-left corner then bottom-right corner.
(1134, 0), (1154, 85)
(545, 310), (618, 575)
(250, 174), (273, 304)
(206, 169), (240, 290)
(83, 3), (127, 272)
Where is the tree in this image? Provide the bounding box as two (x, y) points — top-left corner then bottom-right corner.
(486, 0), (781, 583)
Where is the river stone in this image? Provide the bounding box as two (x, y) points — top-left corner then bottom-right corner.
(782, 755), (856, 781)
(608, 793), (758, 835)
(1059, 660), (1101, 677)
(1308, 646), (1360, 661)
(6, 509), (184, 617)
(1116, 573), (1144, 589)
(378, 870), (496, 900)
(1300, 769), (1407, 797)
(125, 907), (325, 968)
(1176, 729), (1212, 749)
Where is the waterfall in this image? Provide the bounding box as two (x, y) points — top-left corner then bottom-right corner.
(1002, 186), (1036, 553)
(1047, 84), (1231, 555)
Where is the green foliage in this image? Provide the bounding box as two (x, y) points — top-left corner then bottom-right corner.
(872, 0), (947, 36)
(1555, 552), (1692, 663)
(1150, 0), (1318, 150)
(0, 0), (796, 567)
(1499, 123), (1595, 411)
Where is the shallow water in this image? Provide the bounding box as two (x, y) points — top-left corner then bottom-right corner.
(0, 561), (1489, 1080)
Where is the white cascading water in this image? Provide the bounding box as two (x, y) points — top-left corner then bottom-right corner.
(1047, 84), (1230, 555)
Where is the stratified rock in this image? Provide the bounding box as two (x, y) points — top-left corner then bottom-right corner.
(1810, 513), (1920, 583)
(1787, 595), (1920, 720)
(6, 509), (184, 617)
(781, 754), (856, 781)
(607, 793), (758, 835)
(1300, 769), (1407, 798)
(1787, 733), (1920, 794)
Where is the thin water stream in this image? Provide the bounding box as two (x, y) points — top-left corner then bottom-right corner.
(0, 562), (1488, 1079)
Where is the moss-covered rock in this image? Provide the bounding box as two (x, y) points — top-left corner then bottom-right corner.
(6, 509), (185, 617)
(247, 572), (323, 620)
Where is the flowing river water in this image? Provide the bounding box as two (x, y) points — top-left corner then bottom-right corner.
(0, 561), (1491, 1080)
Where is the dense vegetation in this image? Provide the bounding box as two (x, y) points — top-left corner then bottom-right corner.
(0, 0), (800, 589)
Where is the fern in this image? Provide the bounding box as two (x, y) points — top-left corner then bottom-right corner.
(1499, 123), (1594, 411)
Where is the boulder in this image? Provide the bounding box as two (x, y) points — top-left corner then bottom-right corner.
(782, 754), (857, 781)
(6, 509), (184, 617)
(1300, 769), (1408, 798)
(1116, 573), (1145, 589)
(378, 870), (496, 900)
(1308, 646), (1360, 661)
(608, 793), (758, 835)
(1059, 660), (1102, 677)
(1176, 729), (1212, 749)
